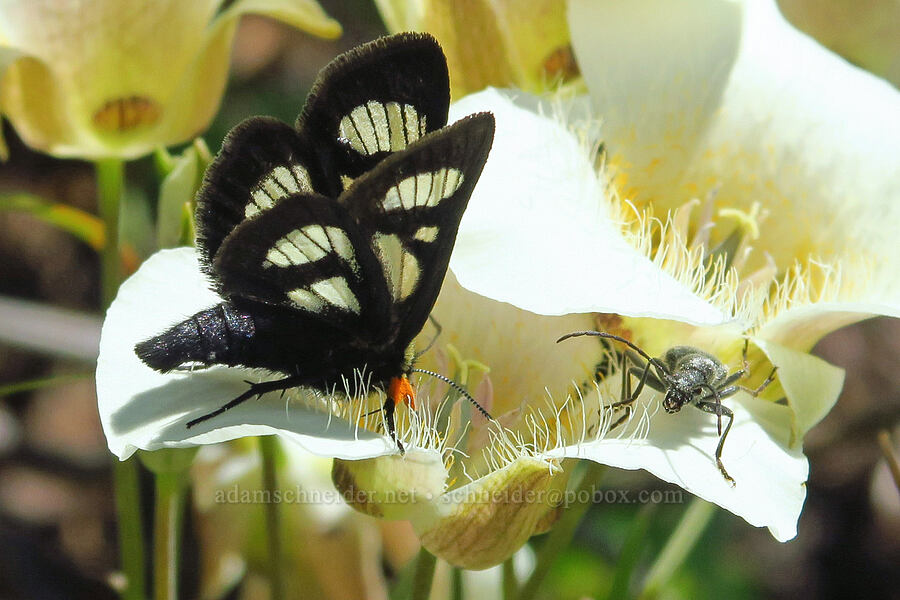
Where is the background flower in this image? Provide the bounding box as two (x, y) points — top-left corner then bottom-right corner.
(0, 0), (340, 159)
(373, 0), (576, 97)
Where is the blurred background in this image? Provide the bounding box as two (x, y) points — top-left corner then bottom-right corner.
(0, 0), (898, 598)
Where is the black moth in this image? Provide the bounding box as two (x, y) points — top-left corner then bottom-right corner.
(135, 33), (495, 447)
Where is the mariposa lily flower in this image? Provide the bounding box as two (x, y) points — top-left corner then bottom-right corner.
(97, 0), (898, 568)
(96, 246), (580, 569)
(436, 0), (899, 541)
(0, 0), (340, 159)
(373, 0), (576, 97)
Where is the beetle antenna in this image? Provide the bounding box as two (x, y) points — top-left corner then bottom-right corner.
(558, 330), (670, 374)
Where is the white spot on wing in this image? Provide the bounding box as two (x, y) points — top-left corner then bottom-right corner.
(325, 227), (356, 265)
(380, 168), (465, 212)
(368, 101), (391, 151)
(414, 226), (439, 243)
(386, 102), (407, 149)
(262, 225), (356, 269)
(373, 232), (420, 300)
(244, 164), (312, 218)
(288, 288), (325, 311)
(339, 102), (425, 156)
(311, 277), (360, 313)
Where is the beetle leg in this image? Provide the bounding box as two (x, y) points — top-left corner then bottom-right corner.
(695, 400), (736, 486)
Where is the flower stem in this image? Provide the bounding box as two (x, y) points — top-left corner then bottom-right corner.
(604, 502), (657, 600)
(502, 557), (517, 600)
(451, 566), (463, 600)
(153, 470), (187, 600)
(114, 460), (147, 600)
(97, 158), (147, 600)
(96, 159), (124, 308)
(638, 497), (715, 600)
(517, 462), (607, 600)
(259, 436), (285, 600)
(410, 546), (437, 600)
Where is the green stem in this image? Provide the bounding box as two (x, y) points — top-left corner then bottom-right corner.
(450, 567), (463, 600)
(259, 436), (285, 600)
(114, 460), (147, 600)
(96, 159), (124, 308)
(153, 471), (187, 600)
(0, 372), (91, 396)
(517, 462), (607, 600)
(97, 158), (147, 600)
(605, 503), (657, 600)
(410, 547), (437, 600)
(638, 497), (716, 600)
(502, 557), (517, 600)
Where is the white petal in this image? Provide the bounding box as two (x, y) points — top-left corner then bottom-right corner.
(683, 0), (900, 309)
(757, 303), (900, 354)
(754, 337), (845, 442)
(567, 0), (743, 200)
(96, 248), (395, 460)
(553, 392), (807, 541)
(449, 89), (729, 326)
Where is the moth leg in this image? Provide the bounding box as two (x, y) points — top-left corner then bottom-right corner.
(414, 315), (443, 360)
(186, 374), (304, 429)
(695, 400), (736, 486)
(382, 398), (405, 454)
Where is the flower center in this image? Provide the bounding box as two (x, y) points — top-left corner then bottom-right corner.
(92, 95), (162, 133)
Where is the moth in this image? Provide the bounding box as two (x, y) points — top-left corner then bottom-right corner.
(135, 33), (495, 446)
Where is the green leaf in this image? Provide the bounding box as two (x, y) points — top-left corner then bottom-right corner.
(157, 146), (199, 249)
(0, 193), (105, 249)
(0, 372), (92, 397)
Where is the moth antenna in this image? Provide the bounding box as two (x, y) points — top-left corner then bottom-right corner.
(411, 368), (493, 420)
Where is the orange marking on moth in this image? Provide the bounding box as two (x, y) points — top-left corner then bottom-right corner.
(389, 375), (416, 410)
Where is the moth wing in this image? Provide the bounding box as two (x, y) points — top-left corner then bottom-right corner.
(339, 112), (495, 346)
(297, 32), (450, 196)
(195, 118), (326, 272)
(213, 193), (388, 333)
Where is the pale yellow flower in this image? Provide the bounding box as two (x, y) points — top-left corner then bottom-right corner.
(0, 0), (340, 159)
(373, 0), (576, 97)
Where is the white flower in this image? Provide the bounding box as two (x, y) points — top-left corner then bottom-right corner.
(97, 248), (573, 568)
(97, 248), (398, 461)
(440, 0), (899, 541)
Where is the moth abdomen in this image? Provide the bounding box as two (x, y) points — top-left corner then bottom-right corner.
(135, 301), (256, 372)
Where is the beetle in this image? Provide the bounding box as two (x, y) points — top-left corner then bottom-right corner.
(558, 331), (778, 485)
